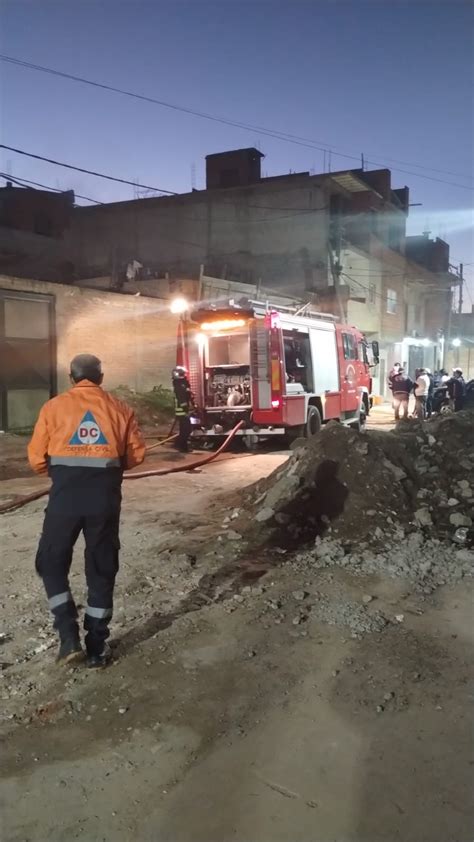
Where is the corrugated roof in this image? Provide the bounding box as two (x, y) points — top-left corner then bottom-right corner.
(329, 172), (373, 193)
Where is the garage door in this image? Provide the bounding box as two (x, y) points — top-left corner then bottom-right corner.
(0, 289), (56, 431)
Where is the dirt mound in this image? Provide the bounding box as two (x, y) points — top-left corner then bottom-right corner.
(237, 411), (474, 588)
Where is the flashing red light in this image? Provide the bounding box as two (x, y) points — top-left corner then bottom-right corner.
(271, 399), (281, 409)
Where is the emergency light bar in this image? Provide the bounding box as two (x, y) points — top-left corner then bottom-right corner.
(200, 318), (247, 331)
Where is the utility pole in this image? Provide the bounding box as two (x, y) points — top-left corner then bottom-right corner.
(458, 263), (464, 314)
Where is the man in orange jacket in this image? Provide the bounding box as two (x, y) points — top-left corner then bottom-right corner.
(28, 354), (146, 668)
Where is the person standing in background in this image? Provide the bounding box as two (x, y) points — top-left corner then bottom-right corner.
(391, 366), (413, 421)
(414, 367), (431, 420)
(447, 368), (466, 412)
(388, 363), (401, 396)
(425, 368), (435, 417)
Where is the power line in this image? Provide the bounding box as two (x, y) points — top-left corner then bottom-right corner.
(1, 54), (473, 191)
(0, 171), (103, 204)
(0, 144), (178, 195)
(0, 150), (333, 220)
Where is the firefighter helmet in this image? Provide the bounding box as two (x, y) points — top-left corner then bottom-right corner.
(172, 365), (188, 380)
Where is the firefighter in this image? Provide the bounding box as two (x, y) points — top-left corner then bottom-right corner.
(27, 354), (146, 668)
(172, 365), (194, 452)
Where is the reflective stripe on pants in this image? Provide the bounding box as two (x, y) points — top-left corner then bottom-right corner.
(35, 510), (120, 647)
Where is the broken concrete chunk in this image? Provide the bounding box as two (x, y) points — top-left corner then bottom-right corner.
(414, 508), (433, 527)
(383, 459), (407, 481)
(291, 590), (308, 601)
(226, 530), (243, 541)
(255, 507), (275, 523)
(449, 513), (472, 528)
(264, 475), (300, 510)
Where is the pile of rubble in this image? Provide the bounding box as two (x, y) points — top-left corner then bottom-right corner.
(239, 411), (474, 590)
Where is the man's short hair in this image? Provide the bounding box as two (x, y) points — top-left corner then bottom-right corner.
(70, 354), (103, 384)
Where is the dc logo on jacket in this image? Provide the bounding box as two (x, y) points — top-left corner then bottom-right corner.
(69, 411), (108, 445)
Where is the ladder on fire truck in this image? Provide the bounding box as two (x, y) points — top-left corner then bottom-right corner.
(196, 296), (338, 323)
(246, 299), (338, 321)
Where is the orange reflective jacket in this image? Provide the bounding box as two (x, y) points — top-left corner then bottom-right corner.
(28, 380), (146, 475)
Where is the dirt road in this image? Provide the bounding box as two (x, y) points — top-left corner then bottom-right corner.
(0, 416), (472, 842)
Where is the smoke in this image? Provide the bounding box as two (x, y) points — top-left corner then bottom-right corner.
(408, 207), (474, 237)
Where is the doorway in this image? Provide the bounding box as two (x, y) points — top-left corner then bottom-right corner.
(0, 289), (56, 430)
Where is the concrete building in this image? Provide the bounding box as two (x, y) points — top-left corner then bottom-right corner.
(64, 152), (458, 384)
(4, 150), (464, 401)
(0, 182), (76, 281)
(67, 151), (330, 295)
(445, 311), (474, 380)
(0, 275), (179, 431)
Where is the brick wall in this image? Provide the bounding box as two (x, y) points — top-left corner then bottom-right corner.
(0, 275), (178, 394)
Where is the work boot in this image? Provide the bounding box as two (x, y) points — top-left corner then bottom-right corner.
(86, 642), (112, 670)
(56, 630), (84, 665)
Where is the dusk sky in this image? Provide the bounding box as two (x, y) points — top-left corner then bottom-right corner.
(1, 0), (473, 305)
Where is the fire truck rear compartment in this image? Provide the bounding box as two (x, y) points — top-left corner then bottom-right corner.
(204, 328), (252, 413)
(205, 366), (251, 408)
(196, 328), (282, 436)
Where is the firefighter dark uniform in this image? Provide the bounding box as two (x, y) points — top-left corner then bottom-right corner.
(28, 375), (145, 666)
(172, 367), (194, 452)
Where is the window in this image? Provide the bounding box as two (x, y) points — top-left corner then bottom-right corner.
(386, 289), (397, 315)
(342, 333), (358, 360)
(283, 329), (313, 391)
(369, 283), (376, 305)
(358, 341), (369, 365)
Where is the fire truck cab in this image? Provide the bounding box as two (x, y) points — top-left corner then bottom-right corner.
(178, 299), (379, 442)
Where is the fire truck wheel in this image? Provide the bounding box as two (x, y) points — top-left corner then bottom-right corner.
(350, 402), (368, 432)
(306, 406), (322, 437)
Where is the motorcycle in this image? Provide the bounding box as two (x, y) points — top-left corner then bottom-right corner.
(465, 379), (474, 410)
(431, 385), (451, 414)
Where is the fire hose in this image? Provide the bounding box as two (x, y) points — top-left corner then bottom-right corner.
(144, 432), (178, 452)
(144, 419), (178, 451)
(0, 421), (245, 515)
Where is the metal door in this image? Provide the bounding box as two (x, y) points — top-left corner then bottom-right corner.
(408, 344), (424, 380)
(0, 289), (56, 431)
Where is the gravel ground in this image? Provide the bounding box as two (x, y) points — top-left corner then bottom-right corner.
(0, 414), (473, 842)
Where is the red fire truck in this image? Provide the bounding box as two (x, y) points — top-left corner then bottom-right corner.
(177, 299), (379, 443)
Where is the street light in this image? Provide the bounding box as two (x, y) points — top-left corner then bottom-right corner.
(452, 337), (462, 348)
(170, 296), (189, 315)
